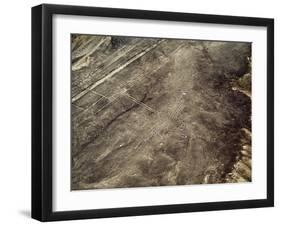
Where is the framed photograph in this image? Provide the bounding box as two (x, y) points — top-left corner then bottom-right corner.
(32, 4), (274, 221)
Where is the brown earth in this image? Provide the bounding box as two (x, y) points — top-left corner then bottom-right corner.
(71, 35), (251, 190)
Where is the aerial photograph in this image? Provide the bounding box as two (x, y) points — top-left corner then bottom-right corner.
(70, 34), (252, 190)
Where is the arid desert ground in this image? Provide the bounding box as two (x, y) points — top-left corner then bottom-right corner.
(71, 35), (252, 190)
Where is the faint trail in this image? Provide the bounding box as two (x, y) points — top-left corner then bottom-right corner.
(73, 41), (185, 120)
(95, 137), (122, 162)
(72, 36), (99, 59)
(93, 96), (119, 115)
(133, 123), (165, 151)
(72, 37), (109, 71)
(90, 90), (107, 98)
(72, 103), (85, 111)
(72, 40), (164, 103)
(122, 93), (156, 113)
(85, 39), (153, 78)
(73, 59), (168, 119)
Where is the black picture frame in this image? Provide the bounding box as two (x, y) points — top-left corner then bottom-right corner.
(32, 3), (274, 222)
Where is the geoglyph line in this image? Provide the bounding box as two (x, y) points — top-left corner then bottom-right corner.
(72, 40), (164, 103)
(72, 37), (109, 71)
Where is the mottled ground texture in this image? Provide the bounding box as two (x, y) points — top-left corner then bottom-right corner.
(71, 34), (252, 190)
